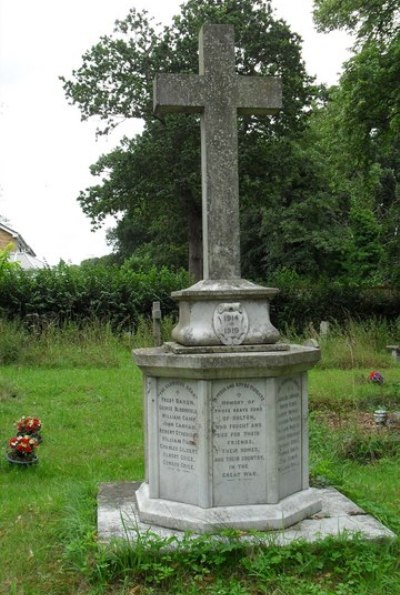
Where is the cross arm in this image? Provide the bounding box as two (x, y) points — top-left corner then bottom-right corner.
(153, 74), (205, 116)
(237, 76), (282, 115)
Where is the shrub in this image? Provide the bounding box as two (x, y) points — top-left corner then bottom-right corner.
(339, 430), (400, 463)
(0, 262), (189, 330)
(268, 272), (400, 334)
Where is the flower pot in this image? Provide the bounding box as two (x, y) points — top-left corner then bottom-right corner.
(373, 410), (388, 425)
(6, 452), (38, 466)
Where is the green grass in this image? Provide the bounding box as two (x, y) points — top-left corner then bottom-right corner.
(309, 367), (400, 412)
(316, 319), (394, 370)
(1, 319), (400, 593)
(0, 353), (144, 594)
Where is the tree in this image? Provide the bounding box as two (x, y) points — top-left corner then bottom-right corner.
(312, 0), (400, 283)
(62, 0), (317, 279)
(346, 204), (384, 282)
(313, 0), (399, 42)
(79, 116), (202, 275)
(0, 214), (10, 225)
(313, 0), (399, 161)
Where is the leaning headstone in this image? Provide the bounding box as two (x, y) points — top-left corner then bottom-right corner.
(132, 24), (322, 533)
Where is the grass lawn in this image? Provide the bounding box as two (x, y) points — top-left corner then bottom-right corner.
(1, 326), (400, 594)
(0, 350), (144, 594)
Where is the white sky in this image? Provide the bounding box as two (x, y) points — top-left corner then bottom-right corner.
(0, 0), (352, 265)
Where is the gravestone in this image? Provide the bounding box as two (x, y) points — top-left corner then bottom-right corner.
(133, 24), (321, 533)
(320, 321), (330, 337)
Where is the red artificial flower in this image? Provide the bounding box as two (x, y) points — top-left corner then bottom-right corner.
(16, 416), (42, 434)
(8, 434), (38, 457)
(368, 371), (384, 384)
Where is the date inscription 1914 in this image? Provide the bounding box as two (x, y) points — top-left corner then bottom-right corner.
(213, 303), (249, 345)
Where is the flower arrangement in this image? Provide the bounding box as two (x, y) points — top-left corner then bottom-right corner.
(16, 416), (42, 435)
(7, 434), (39, 463)
(368, 371), (384, 384)
(6, 415), (43, 465)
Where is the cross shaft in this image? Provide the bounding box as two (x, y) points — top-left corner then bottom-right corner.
(154, 24), (282, 280)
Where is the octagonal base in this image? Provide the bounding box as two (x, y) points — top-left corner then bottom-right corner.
(136, 482), (322, 533)
(134, 346), (320, 507)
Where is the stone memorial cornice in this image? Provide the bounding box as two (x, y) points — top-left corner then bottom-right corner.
(171, 279), (279, 301)
(133, 344), (320, 380)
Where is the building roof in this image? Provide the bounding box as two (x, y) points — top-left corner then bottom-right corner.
(9, 251), (48, 270)
(0, 222), (48, 269)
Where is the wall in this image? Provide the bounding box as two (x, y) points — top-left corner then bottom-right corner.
(0, 229), (16, 251)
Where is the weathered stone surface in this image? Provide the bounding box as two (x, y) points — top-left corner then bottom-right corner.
(154, 25), (281, 280)
(172, 297), (280, 346)
(154, 378), (200, 504)
(129, 24), (320, 536)
(170, 279), (281, 347)
(135, 359), (318, 530)
(98, 483), (396, 542)
(171, 279), (280, 300)
(211, 378), (268, 505)
(165, 341), (289, 355)
(136, 482), (321, 532)
(133, 344), (320, 380)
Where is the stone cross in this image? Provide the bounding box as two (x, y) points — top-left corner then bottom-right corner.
(154, 24), (282, 280)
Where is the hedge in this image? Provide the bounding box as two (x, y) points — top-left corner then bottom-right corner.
(271, 282), (400, 333)
(0, 263), (399, 333)
(0, 262), (189, 331)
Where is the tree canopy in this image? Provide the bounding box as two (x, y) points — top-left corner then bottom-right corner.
(62, 0), (399, 286)
(63, 0), (331, 280)
(313, 0), (399, 42)
(310, 0), (400, 283)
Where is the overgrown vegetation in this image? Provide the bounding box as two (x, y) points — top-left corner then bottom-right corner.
(0, 261), (189, 331)
(1, 319), (400, 593)
(2, 262), (400, 336)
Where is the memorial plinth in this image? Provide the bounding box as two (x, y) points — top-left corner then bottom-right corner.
(170, 279), (280, 346)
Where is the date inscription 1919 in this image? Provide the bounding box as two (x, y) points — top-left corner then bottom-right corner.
(213, 302), (249, 345)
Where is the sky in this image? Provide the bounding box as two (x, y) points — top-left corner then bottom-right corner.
(0, 0), (352, 266)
